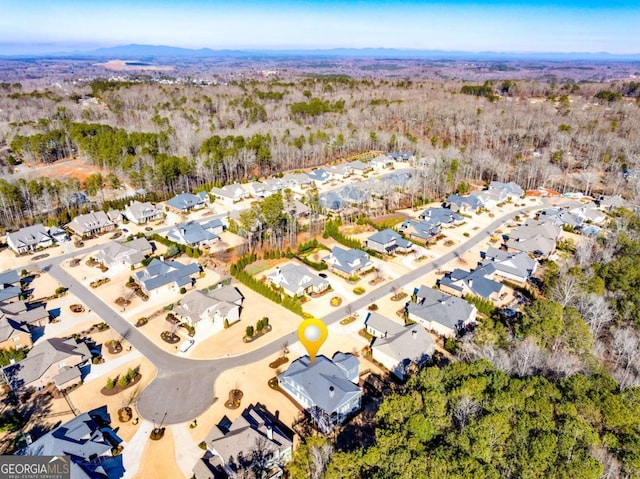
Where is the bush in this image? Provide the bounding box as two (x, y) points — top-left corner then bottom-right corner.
(105, 377), (115, 390)
(127, 368), (136, 380)
(444, 337), (459, 354)
(246, 325), (255, 337)
(117, 376), (130, 388)
(54, 286), (68, 296)
(135, 317), (148, 327)
(353, 286), (365, 295)
(179, 287), (187, 294)
(224, 319), (230, 329)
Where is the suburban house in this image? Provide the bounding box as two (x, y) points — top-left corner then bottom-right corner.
(66, 211), (116, 237)
(506, 219), (561, 258)
(306, 168), (331, 185)
(48, 226), (68, 243)
(0, 316), (32, 350)
(398, 220), (440, 243)
(348, 160), (372, 176)
(284, 199), (311, 218)
(322, 247), (375, 278)
(281, 172), (313, 190)
(326, 164), (352, 179)
(133, 258), (201, 296)
(0, 270), (22, 303)
(278, 353), (361, 433)
(480, 247), (538, 283)
(249, 179), (284, 198)
(2, 337), (90, 394)
(445, 194), (484, 213)
(597, 194), (627, 211)
(0, 301), (50, 328)
(211, 184), (249, 205)
(387, 151), (413, 161)
(93, 238), (153, 272)
(124, 200), (164, 224)
(439, 267), (504, 301)
(366, 229), (414, 255)
(7, 224), (53, 254)
(407, 286), (477, 337)
(167, 222), (219, 248)
(19, 407), (124, 479)
(418, 207), (463, 226)
(194, 403), (293, 479)
(488, 181), (525, 199)
(365, 312), (435, 381)
(166, 192), (206, 213)
(107, 209), (123, 224)
(371, 155), (394, 170)
(174, 285), (244, 332)
(267, 263), (329, 298)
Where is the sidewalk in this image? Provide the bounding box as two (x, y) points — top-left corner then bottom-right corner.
(171, 423), (204, 478)
(83, 350), (143, 383)
(122, 419), (154, 479)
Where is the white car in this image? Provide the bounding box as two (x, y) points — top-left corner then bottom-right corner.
(179, 339), (195, 353)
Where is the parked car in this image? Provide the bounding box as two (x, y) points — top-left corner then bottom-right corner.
(319, 273), (328, 278)
(179, 339), (195, 352)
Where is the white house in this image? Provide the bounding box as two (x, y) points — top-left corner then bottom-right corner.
(7, 224), (53, 254)
(173, 285), (244, 332)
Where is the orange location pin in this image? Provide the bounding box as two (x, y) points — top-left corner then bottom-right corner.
(298, 318), (328, 364)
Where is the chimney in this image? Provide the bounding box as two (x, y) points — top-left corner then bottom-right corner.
(329, 386), (335, 398)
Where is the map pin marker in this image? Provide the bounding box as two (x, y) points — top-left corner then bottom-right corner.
(298, 317), (328, 364)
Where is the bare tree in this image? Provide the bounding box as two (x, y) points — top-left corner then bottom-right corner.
(510, 338), (547, 378)
(576, 293), (613, 337)
(549, 274), (579, 308)
(453, 396), (481, 432)
(610, 327), (640, 390)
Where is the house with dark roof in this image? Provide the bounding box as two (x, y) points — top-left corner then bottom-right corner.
(94, 238), (152, 273)
(166, 192), (206, 213)
(481, 247), (538, 283)
(366, 229), (414, 255)
(19, 406), (124, 479)
(211, 184), (249, 205)
(1, 337), (90, 394)
(0, 269), (21, 303)
(0, 316), (32, 350)
(278, 353), (361, 433)
(407, 286), (477, 337)
(267, 264), (329, 298)
(365, 312), (434, 380)
(194, 403), (293, 479)
(418, 207), (463, 226)
(167, 222), (219, 248)
(322, 247), (374, 278)
(174, 286), (244, 332)
(67, 211), (116, 237)
(439, 267), (504, 301)
(398, 220), (440, 243)
(124, 200), (164, 224)
(133, 258), (201, 296)
(7, 224), (53, 254)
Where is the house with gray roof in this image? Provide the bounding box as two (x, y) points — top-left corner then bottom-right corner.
(0, 301), (49, 328)
(0, 269), (21, 303)
(371, 154), (394, 170)
(481, 247), (538, 283)
(306, 168), (331, 184)
(19, 407), (123, 479)
(166, 192), (206, 212)
(419, 207), (463, 226)
(322, 247), (374, 278)
(281, 172), (312, 190)
(398, 220), (440, 243)
(326, 164), (352, 179)
(598, 194), (627, 212)
(445, 194), (484, 213)
(124, 200), (164, 224)
(366, 312), (435, 380)
(194, 403), (293, 479)
(211, 184), (249, 205)
(67, 211), (116, 237)
(174, 286), (244, 332)
(366, 229), (414, 255)
(488, 181), (524, 199)
(387, 151), (413, 161)
(506, 219), (561, 258)
(267, 263), (329, 298)
(439, 267), (504, 301)
(167, 222), (219, 248)
(94, 238), (152, 273)
(7, 224), (53, 254)
(133, 258), (201, 296)
(278, 353), (361, 433)
(2, 337), (90, 394)
(48, 226), (68, 243)
(0, 316), (32, 351)
(348, 160), (372, 176)
(407, 286), (477, 337)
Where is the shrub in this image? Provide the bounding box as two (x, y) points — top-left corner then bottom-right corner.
(135, 317), (148, 327)
(353, 286), (365, 295)
(127, 368), (136, 380)
(224, 318), (230, 329)
(246, 325), (254, 337)
(179, 287), (187, 294)
(444, 337), (459, 354)
(117, 376), (130, 388)
(105, 377), (115, 390)
(54, 286), (68, 296)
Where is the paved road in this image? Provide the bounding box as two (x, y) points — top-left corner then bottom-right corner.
(38, 203), (544, 424)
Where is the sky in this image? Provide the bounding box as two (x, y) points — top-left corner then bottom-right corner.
(1, 0), (639, 55)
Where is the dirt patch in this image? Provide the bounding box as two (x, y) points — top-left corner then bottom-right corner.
(9, 158), (113, 183)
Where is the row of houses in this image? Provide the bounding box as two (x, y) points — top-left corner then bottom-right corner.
(446, 181), (524, 213)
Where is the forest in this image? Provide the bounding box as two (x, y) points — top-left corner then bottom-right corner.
(0, 74), (640, 228)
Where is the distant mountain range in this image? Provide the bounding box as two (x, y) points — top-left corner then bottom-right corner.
(2, 43), (640, 61)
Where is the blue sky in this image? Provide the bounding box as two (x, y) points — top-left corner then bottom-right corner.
(1, 0), (639, 54)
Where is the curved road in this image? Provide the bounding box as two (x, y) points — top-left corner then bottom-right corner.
(40, 203), (544, 424)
